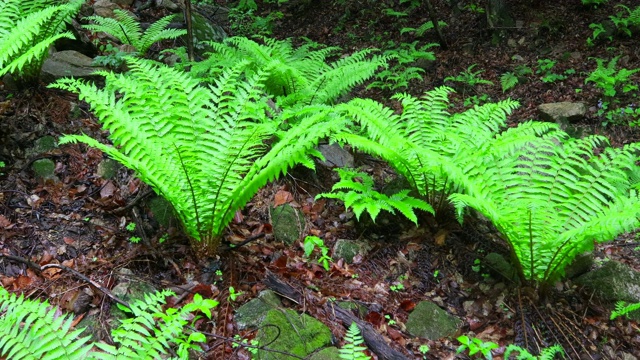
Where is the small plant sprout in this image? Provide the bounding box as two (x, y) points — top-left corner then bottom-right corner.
(303, 236), (333, 271)
(384, 314), (397, 325)
(418, 344), (430, 357)
(126, 222), (136, 231)
(232, 335), (259, 356)
(456, 335), (499, 359)
(228, 286), (243, 302)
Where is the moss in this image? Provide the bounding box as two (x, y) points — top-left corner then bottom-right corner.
(257, 309), (332, 359)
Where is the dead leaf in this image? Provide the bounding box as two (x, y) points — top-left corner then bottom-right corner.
(43, 267), (62, 279)
(399, 300), (416, 312)
(100, 181), (116, 198)
(274, 190), (293, 207)
(63, 236), (75, 245)
(435, 228), (449, 246)
(0, 215), (12, 228)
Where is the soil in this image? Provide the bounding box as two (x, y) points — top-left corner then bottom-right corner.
(1, 0), (640, 359)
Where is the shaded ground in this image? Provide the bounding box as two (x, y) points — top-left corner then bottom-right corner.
(2, 0), (640, 359)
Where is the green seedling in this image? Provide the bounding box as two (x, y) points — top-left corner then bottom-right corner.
(456, 335), (499, 359)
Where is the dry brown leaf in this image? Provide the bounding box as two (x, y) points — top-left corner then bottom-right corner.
(274, 190), (293, 207)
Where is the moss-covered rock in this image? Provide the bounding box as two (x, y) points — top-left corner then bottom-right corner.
(256, 309), (332, 359)
(332, 239), (371, 264)
(309, 347), (341, 360)
(406, 301), (461, 340)
(235, 290), (282, 330)
(32, 159), (57, 181)
(270, 204), (304, 246)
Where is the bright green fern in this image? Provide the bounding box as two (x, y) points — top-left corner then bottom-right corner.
(333, 86), (524, 214)
(0, 286), (93, 360)
(448, 133), (640, 286)
(0, 287), (217, 360)
(92, 290), (217, 360)
(83, 9), (186, 55)
(503, 344), (564, 360)
(0, 0), (82, 87)
(339, 322), (370, 360)
(317, 168), (433, 224)
(190, 36), (389, 107)
(50, 57), (347, 256)
(610, 300), (640, 320)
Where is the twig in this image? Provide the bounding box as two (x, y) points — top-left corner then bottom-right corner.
(0, 253), (130, 308)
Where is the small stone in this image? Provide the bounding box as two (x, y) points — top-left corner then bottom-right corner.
(32, 159), (56, 180)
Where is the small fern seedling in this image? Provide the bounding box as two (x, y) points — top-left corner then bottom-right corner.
(503, 344), (564, 360)
(610, 300), (640, 320)
(316, 168), (434, 225)
(339, 323), (370, 360)
(83, 9), (186, 55)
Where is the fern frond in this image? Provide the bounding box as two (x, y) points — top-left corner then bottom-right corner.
(0, 0), (82, 86)
(83, 10), (186, 54)
(192, 36), (387, 107)
(0, 287), (93, 360)
(334, 87), (520, 210)
(448, 135), (640, 283)
(52, 58), (344, 256)
(339, 323), (370, 360)
(317, 168), (433, 224)
(504, 344), (564, 360)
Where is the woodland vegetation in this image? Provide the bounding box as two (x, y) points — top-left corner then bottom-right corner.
(1, 0), (640, 359)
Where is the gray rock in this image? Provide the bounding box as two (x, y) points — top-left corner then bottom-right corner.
(96, 158), (121, 180)
(93, 0), (119, 18)
(41, 51), (106, 83)
(574, 260), (640, 304)
(270, 204), (304, 245)
(156, 0), (179, 11)
(332, 239), (371, 264)
(235, 290), (282, 330)
(406, 301), (461, 340)
(112, 0), (134, 6)
(564, 253), (594, 279)
(187, 12), (228, 57)
(317, 143), (354, 168)
(256, 308), (332, 359)
(537, 102), (586, 123)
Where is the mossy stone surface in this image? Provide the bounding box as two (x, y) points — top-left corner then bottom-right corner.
(32, 158), (56, 180)
(309, 347), (341, 360)
(332, 239), (371, 264)
(270, 204), (304, 245)
(235, 290), (282, 330)
(256, 309), (332, 359)
(406, 301), (461, 340)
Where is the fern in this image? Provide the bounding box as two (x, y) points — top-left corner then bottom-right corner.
(50, 57), (347, 255)
(0, 0), (82, 87)
(0, 287), (217, 360)
(504, 344), (564, 359)
(400, 20), (448, 37)
(333, 87), (522, 212)
(500, 72), (519, 92)
(191, 36), (389, 107)
(317, 168), (434, 224)
(83, 9), (187, 54)
(92, 290), (217, 360)
(448, 134), (640, 285)
(610, 300), (640, 320)
(0, 286), (93, 360)
(339, 322), (370, 360)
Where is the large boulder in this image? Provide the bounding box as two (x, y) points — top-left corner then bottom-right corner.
(574, 260), (640, 303)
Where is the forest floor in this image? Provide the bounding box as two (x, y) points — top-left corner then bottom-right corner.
(2, 0), (640, 359)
